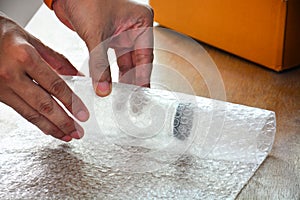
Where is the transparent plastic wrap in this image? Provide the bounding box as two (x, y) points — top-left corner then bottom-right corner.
(0, 17), (276, 199)
(0, 76), (276, 199)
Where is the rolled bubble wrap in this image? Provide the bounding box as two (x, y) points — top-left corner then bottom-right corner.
(0, 76), (275, 199)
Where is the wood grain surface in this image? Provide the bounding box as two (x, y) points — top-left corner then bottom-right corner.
(151, 28), (300, 199)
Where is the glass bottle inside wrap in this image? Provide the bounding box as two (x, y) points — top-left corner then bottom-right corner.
(69, 76), (275, 165)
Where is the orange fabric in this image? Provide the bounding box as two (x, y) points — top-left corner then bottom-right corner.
(44, 0), (54, 9)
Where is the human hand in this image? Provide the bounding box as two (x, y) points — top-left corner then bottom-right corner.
(0, 15), (89, 142)
(53, 0), (154, 96)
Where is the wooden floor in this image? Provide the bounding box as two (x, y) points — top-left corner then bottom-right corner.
(151, 28), (300, 199)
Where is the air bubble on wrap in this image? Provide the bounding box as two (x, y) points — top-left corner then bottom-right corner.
(69, 76), (276, 165)
(0, 76), (276, 199)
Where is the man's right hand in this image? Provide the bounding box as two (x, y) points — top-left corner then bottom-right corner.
(53, 0), (154, 96)
(0, 14), (89, 142)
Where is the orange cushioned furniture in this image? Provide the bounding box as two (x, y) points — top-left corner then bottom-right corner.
(150, 0), (300, 71)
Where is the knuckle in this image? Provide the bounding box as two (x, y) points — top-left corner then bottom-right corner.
(25, 113), (43, 125)
(90, 59), (109, 71)
(1, 31), (34, 64)
(57, 120), (74, 132)
(119, 64), (132, 72)
(135, 4), (154, 23)
(23, 112), (61, 137)
(143, 5), (154, 19)
(38, 97), (55, 115)
(136, 53), (154, 64)
(0, 68), (14, 81)
(44, 128), (60, 136)
(49, 78), (68, 96)
(14, 44), (35, 65)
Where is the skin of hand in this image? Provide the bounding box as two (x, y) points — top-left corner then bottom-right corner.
(52, 0), (154, 96)
(0, 14), (90, 142)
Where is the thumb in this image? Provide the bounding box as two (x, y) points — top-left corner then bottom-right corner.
(89, 44), (112, 97)
(52, 1), (75, 31)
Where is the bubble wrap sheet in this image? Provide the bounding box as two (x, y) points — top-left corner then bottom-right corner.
(0, 76), (276, 199)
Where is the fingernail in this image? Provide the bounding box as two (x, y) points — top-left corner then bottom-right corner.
(96, 81), (111, 96)
(62, 135), (72, 142)
(76, 110), (89, 121)
(70, 131), (84, 139)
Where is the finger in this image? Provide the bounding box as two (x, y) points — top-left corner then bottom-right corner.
(115, 49), (135, 85)
(9, 75), (85, 140)
(132, 48), (153, 87)
(29, 35), (80, 76)
(24, 46), (89, 122)
(89, 45), (112, 97)
(1, 89), (72, 142)
(132, 28), (154, 87)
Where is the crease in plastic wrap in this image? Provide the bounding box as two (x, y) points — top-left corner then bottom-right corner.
(0, 76), (276, 199)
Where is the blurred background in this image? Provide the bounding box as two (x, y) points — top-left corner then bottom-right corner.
(0, 0), (149, 27)
(0, 0), (42, 27)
